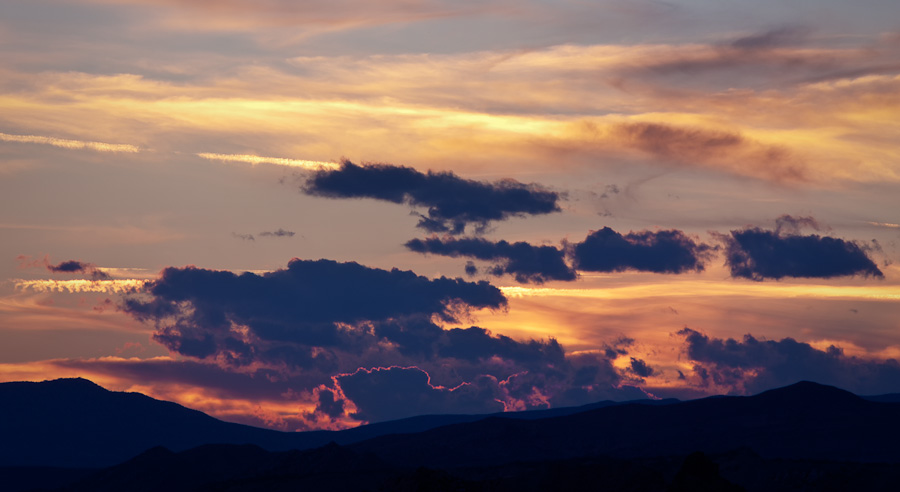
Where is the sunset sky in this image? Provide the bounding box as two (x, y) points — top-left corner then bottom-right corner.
(1, 0), (899, 431)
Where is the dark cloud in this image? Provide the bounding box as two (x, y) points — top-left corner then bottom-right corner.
(232, 233), (255, 241)
(304, 161), (560, 234)
(571, 227), (712, 274)
(46, 259), (111, 280)
(722, 221), (883, 280)
(602, 336), (634, 359)
(310, 388), (345, 420)
(331, 349), (647, 422)
(406, 237), (575, 283)
(407, 227), (713, 282)
(628, 357), (655, 379)
(122, 258), (651, 426)
(47, 260), (89, 273)
(335, 367), (505, 422)
(259, 228), (295, 238)
(123, 258), (506, 364)
(678, 328), (900, 395)
(437, 326), (565, 365)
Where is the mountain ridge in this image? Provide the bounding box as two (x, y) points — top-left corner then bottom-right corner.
(0, 377), (669, 468)
(5, 378), (900, 491)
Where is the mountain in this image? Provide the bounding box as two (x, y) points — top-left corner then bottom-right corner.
(55, 443), (396, 492)
(8, 380), (900, 491)
(0, 378), (305, 468)
(351, 381), (900, 468)
(0, 378), (672, 468)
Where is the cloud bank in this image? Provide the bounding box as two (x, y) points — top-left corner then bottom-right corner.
(679, 328), (900, 395)
(121, 258), (646, 425)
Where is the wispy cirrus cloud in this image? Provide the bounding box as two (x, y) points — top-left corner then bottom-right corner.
(3, 33), (899, 184)
(195, 153), (338, 170)
(0, 132), (140, 153)
(610, 122), (806, 182)
(81, 0), (509, 33)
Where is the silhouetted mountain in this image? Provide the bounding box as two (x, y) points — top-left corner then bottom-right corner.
(0, 466), (97, 492)
(53, 444), (900, 492)
(668, 452), (746, 492)
(350, 381), (900, 468)
(13, 380), (900, 491)
(54, 442), (392, 492)
(863, 393), (900, 403)
(329, 395), (680, 444)
(0, 378), (673, 469)
(0, 378), (311, 468)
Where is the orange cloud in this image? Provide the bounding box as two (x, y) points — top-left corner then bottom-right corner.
(2, 37), (898, 184)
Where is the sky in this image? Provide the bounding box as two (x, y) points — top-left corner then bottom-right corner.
(1, 0), (899, 431)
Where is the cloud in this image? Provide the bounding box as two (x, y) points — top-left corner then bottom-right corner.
(14, 279), (147, 294)
(628, 357), (655, 379)
(333, 366), (505, 422)
(437, 326), (565, 365)
(773, 214), (821, 236)
(123, 258), (506, 362)
(612, 122), (806, 182)
(20, 256), (113, 281)
(629, 26), (832, 79)
(84, 0), (500, 33)
(722, 218), (883, 280)
(406, 227), (715, 282)
(327, 348), (644, 422)
(119, 258), (652, 424)
(233, 229), (296, 240)
(0, 132), (140, 153)
(678, 328), (900, 395)
(603, 336), (634, 359)
(405, 237), (575, 283)
(258, 228), (296, 238)
(310, 387), (345, 419)
(729, 26), (810, 51)
(571, 227), (712, 274)
(304, 161), (561, 234)
(195, 153), (338, 170)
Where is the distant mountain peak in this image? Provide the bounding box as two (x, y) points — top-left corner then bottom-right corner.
(44, 377), (107, 389)
(753, 380), (864, 404)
